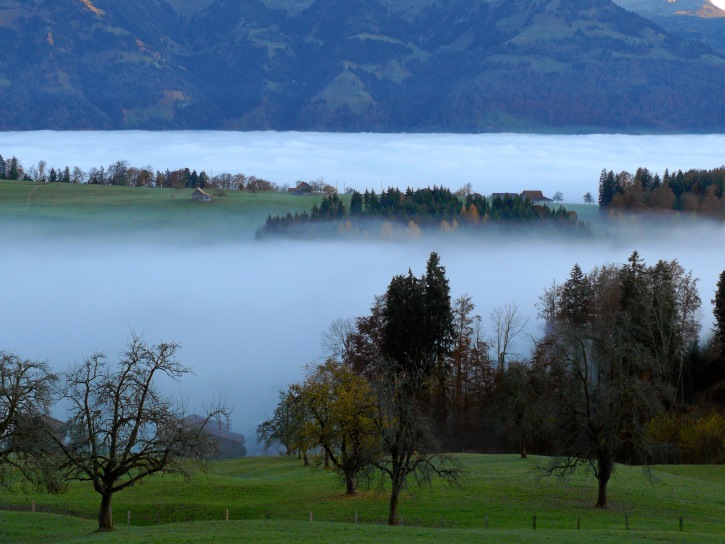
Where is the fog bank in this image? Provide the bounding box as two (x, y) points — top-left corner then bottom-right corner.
(2, 223), (723, 450)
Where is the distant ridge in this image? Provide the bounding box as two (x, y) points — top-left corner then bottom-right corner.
(1, 0), (725, 132)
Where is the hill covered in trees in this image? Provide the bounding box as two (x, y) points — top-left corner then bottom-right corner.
(598, 165), (725, 217)
(259, 186), (586, 238)
(2, 0), (725, 131)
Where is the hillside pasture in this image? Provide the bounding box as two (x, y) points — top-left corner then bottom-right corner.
(0, 455), (722, 543)
(0, 180), (327, 240)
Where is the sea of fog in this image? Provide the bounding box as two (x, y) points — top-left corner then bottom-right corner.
(1, 131), (724, 451)
(2, 131), (725, 200)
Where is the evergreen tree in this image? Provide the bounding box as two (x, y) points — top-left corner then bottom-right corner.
(8, 156), (19, 180)
(198, 171), (209, 189)
(714, 269), (725, 357)
(0, 154), (5, 179)
(350, 191), (363, 216)
(559, 263), (591, 326)
(49, 167), (58, 183)
(598, 169), (617, 208)
(423, 252), (455, 363)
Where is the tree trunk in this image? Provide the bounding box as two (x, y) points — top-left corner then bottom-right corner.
(344, 471), (356, 495)
(98, 491), (114, 531)
(596, 454), (613, 508)
(303, 451), (309, 467)
(388, 483), (400, 526)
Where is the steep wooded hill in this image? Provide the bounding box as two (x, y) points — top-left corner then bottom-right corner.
(1, 0), (724, 132)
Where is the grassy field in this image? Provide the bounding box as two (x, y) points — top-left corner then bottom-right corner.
(0, 180), (604, 242)
(0, 180), (327, 240)
(0, 455), (722, 543)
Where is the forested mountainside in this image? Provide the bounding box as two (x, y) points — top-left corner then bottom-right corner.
(1, 0), (725, 132)
(613, 0), (725, 56)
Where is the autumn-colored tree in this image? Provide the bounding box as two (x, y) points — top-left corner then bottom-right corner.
(298, 360), (378, 494)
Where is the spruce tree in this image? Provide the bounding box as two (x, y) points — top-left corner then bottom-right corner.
(714, 269), (725, 356)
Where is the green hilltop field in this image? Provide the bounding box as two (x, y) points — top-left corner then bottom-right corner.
(0, 179), (328, 240)
(0, 179), (601, 239)
(0, 455), (723, 544)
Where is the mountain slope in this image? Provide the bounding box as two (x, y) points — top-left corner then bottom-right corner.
(614, 0), (725, 55)
(1, 0), (725, 132)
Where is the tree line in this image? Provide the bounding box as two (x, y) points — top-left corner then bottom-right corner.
(599, 166), (725, 217)
(0, 153), (285, 193)
(259, 252), (725, 521)
(260, 186), (586, 236)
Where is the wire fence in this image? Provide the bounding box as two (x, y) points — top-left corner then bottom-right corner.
(0, 500), (691, 534)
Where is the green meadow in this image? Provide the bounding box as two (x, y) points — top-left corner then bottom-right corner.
(0, 179), (602, 241)
(0, 455), (723, 543)
(0, 180), (327, 240)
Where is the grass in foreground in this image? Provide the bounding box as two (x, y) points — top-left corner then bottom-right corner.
(0, 455), (722, 543)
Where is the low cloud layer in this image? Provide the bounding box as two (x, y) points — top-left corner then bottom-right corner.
(2, 132), (724, 449)
(2, 223), (723, 449)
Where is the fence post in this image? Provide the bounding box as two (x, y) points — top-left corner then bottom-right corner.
(625, 515), (629, 531)
(226, 508), (229, 522)
(399, 515), (403, 526)
(577, 516), (580, 530)
(484, 514), (488, 529)
(533, 514), (537, 530)
(31, 501), (35, 513)
(354, 511), (358, 525)
(679, 517), (683, 532)
(309, 511), (313, 523)
(127, 510), (131, 526)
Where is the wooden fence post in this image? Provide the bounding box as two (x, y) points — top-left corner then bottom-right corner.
(625, 515), (629, 531)
(577, 516), (580, 530)
(679, 517), (683, 532)
(127, 510), (131, 526)
(309, 511), (313, 523)
(533, 514), (537, 530)
(31, 501), (35, 513)
(225, 508), (229, 521)
(484, 514), (488, 529)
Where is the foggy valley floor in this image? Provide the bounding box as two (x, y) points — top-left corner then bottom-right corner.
(0, 180), (723, 445)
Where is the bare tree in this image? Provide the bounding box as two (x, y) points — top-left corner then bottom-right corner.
(490, 304), (527, 370)
(52, 335), (228, 531)
(370, 364), (461, 525)
(0, 352), (57, 488)
(321, 317), (356, 364)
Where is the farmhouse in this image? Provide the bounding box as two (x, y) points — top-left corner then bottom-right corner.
(490, 192), (518, 200)
(521, 190), (553, 203)
(192, 188), (212, 202)
(288, 181), (313, 194)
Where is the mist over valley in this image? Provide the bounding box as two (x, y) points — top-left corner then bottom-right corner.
(2, 132), (723, 450)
